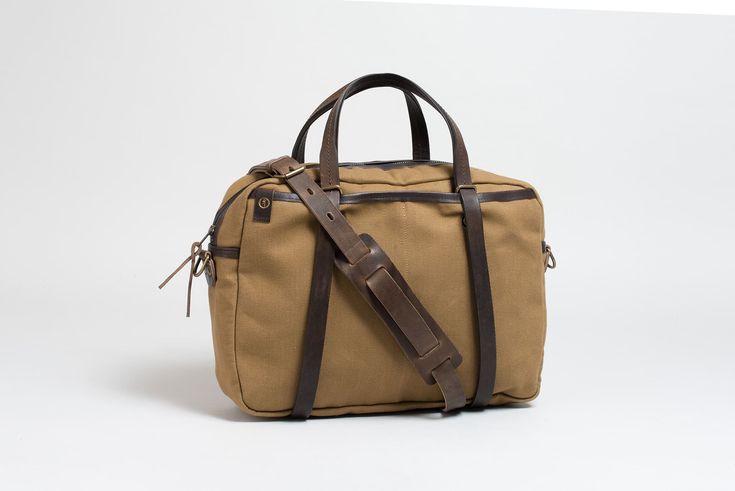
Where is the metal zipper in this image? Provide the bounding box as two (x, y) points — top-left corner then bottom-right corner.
(209, 159), (450, 244)
(305, 159), (448, 169)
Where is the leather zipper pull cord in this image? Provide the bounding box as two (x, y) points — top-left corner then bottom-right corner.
(159, 230), (212, 316)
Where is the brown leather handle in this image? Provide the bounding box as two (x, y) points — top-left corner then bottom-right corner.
(318, 73), (472, 190)
(291, 85), (430, 163)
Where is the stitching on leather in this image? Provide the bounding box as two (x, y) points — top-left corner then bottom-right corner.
(324, 114), (335, 186)
(401, 200), (409, 276)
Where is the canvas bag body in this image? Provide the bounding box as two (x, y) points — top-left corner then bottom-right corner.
(195, 74), (550, 417)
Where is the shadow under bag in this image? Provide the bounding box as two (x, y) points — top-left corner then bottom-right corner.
(161, 73), (555, 418)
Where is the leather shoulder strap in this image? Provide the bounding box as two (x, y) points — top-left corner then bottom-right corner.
(261, 156), (467, 412)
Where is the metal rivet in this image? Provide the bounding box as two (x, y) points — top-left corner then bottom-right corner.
(258, 197), (271, 209)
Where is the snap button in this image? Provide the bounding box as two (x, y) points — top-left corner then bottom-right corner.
(258, 197), (271, 209)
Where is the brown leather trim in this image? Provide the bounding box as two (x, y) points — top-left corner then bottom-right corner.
(459, 188), (497, 407)
(253, 188), (275, 223)
(291, 190), (339, 419)
(432, 358), (466, 411)
(248, 188), (536, 205)
(207, 244), (240, 259)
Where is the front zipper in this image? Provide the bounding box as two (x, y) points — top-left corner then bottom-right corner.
(306, 159), (449, 168)
(209, 159), (451, 244)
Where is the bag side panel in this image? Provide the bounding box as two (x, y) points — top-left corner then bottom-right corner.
(207, 175), (261, 410)
(236, 197), (317, 414)
(481, 193), (546, 403)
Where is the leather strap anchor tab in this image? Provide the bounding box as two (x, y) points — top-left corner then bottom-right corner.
(266, 156), (467, 411)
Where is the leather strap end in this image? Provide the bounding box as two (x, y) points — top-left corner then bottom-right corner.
(432, 359), (466, 412)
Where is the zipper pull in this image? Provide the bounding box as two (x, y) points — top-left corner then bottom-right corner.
(543, 243), (556, 271)
(158, 227), (214, 317)
(158, 242), (200, 290)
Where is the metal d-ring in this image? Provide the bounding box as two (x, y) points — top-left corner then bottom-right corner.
(193, 251), (212, 277)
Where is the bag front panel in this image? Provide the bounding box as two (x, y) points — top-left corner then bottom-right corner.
(207, 175), (262, 407)
(217, 167), (546, 416)
(311, 197), (477, 411)
(235, 198), (317, 413)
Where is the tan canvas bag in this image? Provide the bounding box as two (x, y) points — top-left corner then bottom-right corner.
(161, 73), (555, 418)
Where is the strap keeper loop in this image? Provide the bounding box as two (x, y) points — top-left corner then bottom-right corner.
(321, 184), (343, 194)
(455, 184), (477, 193)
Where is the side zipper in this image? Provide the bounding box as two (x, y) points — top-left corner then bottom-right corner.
(543, 242), (556, 271)
(210, 188), (248, 245)
(158, 183), (251, 317)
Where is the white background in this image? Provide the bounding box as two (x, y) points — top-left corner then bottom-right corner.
(362, 0), (735, 16)
(1, 1), (734, 489)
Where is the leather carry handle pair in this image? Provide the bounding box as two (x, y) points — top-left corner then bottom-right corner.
(316, 73), (473, 190)
(291, 85), (430, 163)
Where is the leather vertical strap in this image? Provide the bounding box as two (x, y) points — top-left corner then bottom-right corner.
(459, 188), (497, 407)
(265, 156), (467, 413)
(291, 88), (360, 416)
(290, 193), (338, 418)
